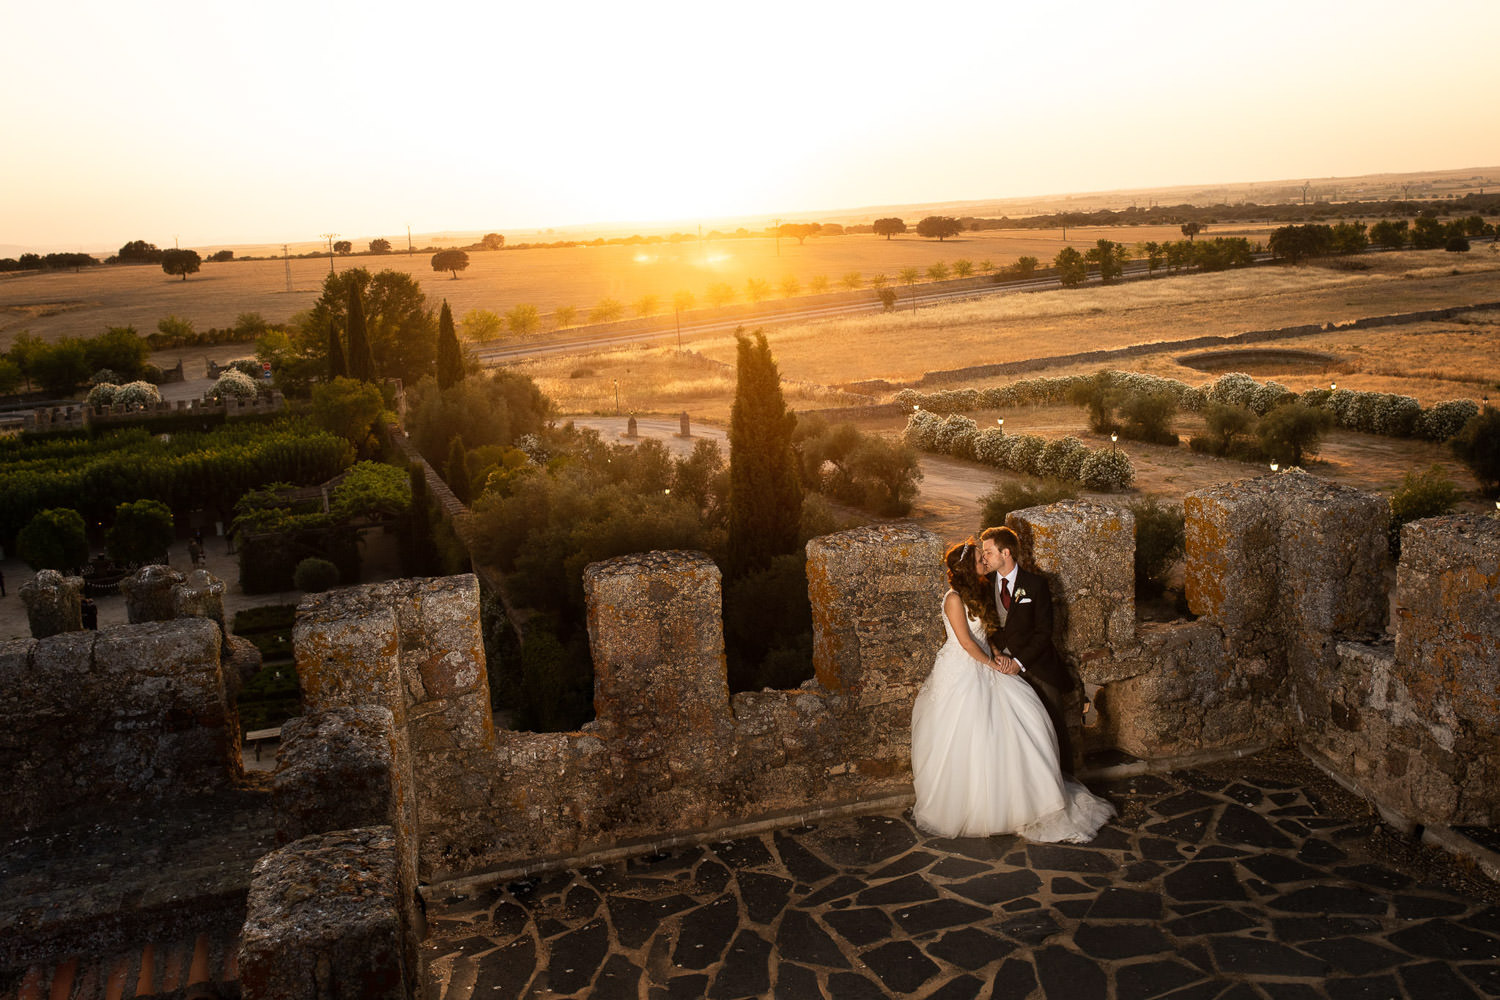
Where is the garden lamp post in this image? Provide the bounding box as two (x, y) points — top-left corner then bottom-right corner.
(1110, 432), (1118, 453)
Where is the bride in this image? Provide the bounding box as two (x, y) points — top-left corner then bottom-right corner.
(910, 539), (1115, 842)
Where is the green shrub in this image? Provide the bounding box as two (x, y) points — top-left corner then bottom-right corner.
(1387, 465), (1462, 557)
(514, 624), (593, 732)
(1421, 399), (1480, 441)
(1451, 406), (1500, 496)
(232, 603), (298, 636)
(1257, 403), (1333, 467)
(1130, 496), (1185, 596)
(978, 479), (1079, 529)
(18, 507), (89, 571)
(293, 557), (341, 593)
(106, 498), (174, 565)
(1118, 391), (1179, 445)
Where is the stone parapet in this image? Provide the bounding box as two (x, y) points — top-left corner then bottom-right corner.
(0, 619), (237, 831)
(122, 564), (186, 623)
(1009, 500), (1135, 666)
(239, 827), (413, 1000)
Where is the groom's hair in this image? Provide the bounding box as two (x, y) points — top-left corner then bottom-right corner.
(980, 525), (1019, 558)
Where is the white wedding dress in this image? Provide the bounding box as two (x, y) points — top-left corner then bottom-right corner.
(911, 594), (1115, 842)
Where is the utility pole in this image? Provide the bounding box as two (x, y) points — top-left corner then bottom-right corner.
(772, 218), (782, 257)
(283, 244), (292, 293)
(407, 224), (413, 255)
(320, 233), (339, 275)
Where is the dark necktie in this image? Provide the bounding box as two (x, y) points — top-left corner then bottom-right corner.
(1000, 579), (1012, 611)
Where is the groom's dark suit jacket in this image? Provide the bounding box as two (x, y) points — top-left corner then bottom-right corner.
(993, 568), (1065, 688)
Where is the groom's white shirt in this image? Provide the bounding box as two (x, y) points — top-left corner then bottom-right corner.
(995, 568), (1024, 672)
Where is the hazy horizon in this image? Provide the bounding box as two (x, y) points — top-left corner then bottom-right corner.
(6, 0), (1500, 253)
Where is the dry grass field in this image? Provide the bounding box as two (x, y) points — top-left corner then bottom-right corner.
(518, 248), (1500, 538)
(0, 224), (1291, 352)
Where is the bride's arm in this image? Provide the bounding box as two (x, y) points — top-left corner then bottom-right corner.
(943, 592), (996, 669)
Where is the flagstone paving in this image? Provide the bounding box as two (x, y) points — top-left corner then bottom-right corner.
(422, 749), (1500, 999)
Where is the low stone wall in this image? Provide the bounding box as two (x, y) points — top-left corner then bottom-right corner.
(0, 618), (240, 832)
(239, 827), (414, 1000)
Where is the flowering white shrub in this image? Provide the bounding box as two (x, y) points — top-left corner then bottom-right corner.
(115, 381), (161, 407)
(1079, 449), (1136, 491)
(1209, 373), (1259, 409)
(973, 427), (1009, 466)
(934, 414), (979, 457)
(1007, 435), (1047, 476)
(1248, 381), (1293, 415)
(211, 368), (258, 401)
(903, 409), (944, 449)
(1038, 436), (1089, 481)
(86, 382), (119, 407)
(1420, 399), (1480, 441)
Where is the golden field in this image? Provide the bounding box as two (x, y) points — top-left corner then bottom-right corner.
(0, 224), (1290, 350)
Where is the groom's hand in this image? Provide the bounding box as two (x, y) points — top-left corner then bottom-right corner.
(995, 655), (1021, 676)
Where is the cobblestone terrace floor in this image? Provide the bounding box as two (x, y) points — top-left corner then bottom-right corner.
(422, 749), (1500, 1000)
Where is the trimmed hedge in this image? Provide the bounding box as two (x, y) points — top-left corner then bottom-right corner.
(905, 409), (1134, 491)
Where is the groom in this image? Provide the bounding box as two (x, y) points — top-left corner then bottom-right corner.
(978, 526), (1081, 774)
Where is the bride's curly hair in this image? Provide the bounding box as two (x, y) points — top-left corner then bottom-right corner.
(945, 537), (999, 634)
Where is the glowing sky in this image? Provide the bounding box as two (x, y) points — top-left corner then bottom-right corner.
(5, 0), (1499, 250)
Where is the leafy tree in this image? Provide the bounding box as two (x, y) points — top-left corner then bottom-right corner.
(898, 267), (921, 311)
(552, 305), (577, 329)
(706, 283), (735, 307)
(446, 435), (472, 503)
(1118, 391), (1178, 445)
(1257, 402), (1333, 467)
(406, 370), (552, 468)
(480, 233), (505, 250)
(207, 250), (234, 262)
(916, 216), (962, 240)
(106, 498), (174, 566)
(0, 358), (20, 394)
(869, 273), (888, 288)
(808, 274), (830, 294)
(312, 377), (384, 448)
(778, 276), (801, 298)
(31, 338), (92, 396)
(1200, 402), (1256, 455)
(672, 289), (696, 314)
(461, 308), (504, 341)
(1450, 405), (1500, 496)
(1407, 215), (1445, 249)
(1268, 224), (1334, 263)
(745, 278), (770, 302)
(333, 240), (352, 255)
(979, 479), (1078, 529)
(671, 438), (726, 516)
(877, 287), (898, 311)
(436, 301), (465, 389)
(777, 223), (819, 244)
(115, 240), (163, 263)
(431, 249), (470, 278)
(369, 238), (392, 254)
(1142, 241), (1164, 275)
(161, 248), (202, 281)
(1369, 219), (1408, 249)
(1445, 236), (1471, 253)
(1084, 239), (1128, 283)
(953, 259), (973, 277)
(346, 281), (376, 382)
(926, 261), (950, 281)
(849, 435), (922, 516)
(330, 460), (412, 521)
(872, 217), (906, 240)
(635, 293), (661, 316)
(727, 330), (802, 578)
(590, 298), (624, 322)
(1180, 222), (1203, 241)
(18, 507), (89, 571)
(327, 319), (347, 379)
(85, 326), (149, 381)
(1054, 247), (1088, 287)
(1013, 256), (1039, 278)
(1331, 221), (1368, 255)
(841, 271), (863, 289)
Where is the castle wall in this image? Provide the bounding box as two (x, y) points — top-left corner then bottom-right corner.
(0, 619), (239, 832)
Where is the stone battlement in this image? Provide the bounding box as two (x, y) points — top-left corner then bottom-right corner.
(4, 473), (1497, 999)
(20, 392), (284, 434)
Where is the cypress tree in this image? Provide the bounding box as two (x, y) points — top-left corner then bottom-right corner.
(347, 282), (376, 382)
(327, 318), (347, 379)
(726, 329), (802, 578)
(436, 299), (464, 389)
(445, 435), (471, 504)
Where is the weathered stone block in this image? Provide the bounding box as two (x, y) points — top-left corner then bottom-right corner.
(806, 525), (945, 697)
(1185, 477), (1280, 636)
(173, 568), (226, 626)
(19, 569), (83, 638)
(294, 587), (402, 715)
(585, 551), (731, 743)
(121, 564), (186, 623)
(239, 827), (412, 1000)
(274, 707), (402, 845)
(1387, 513), (1500, 824)
(1098, 620), (1281, 758)
(1009, 500), (1135, 659)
